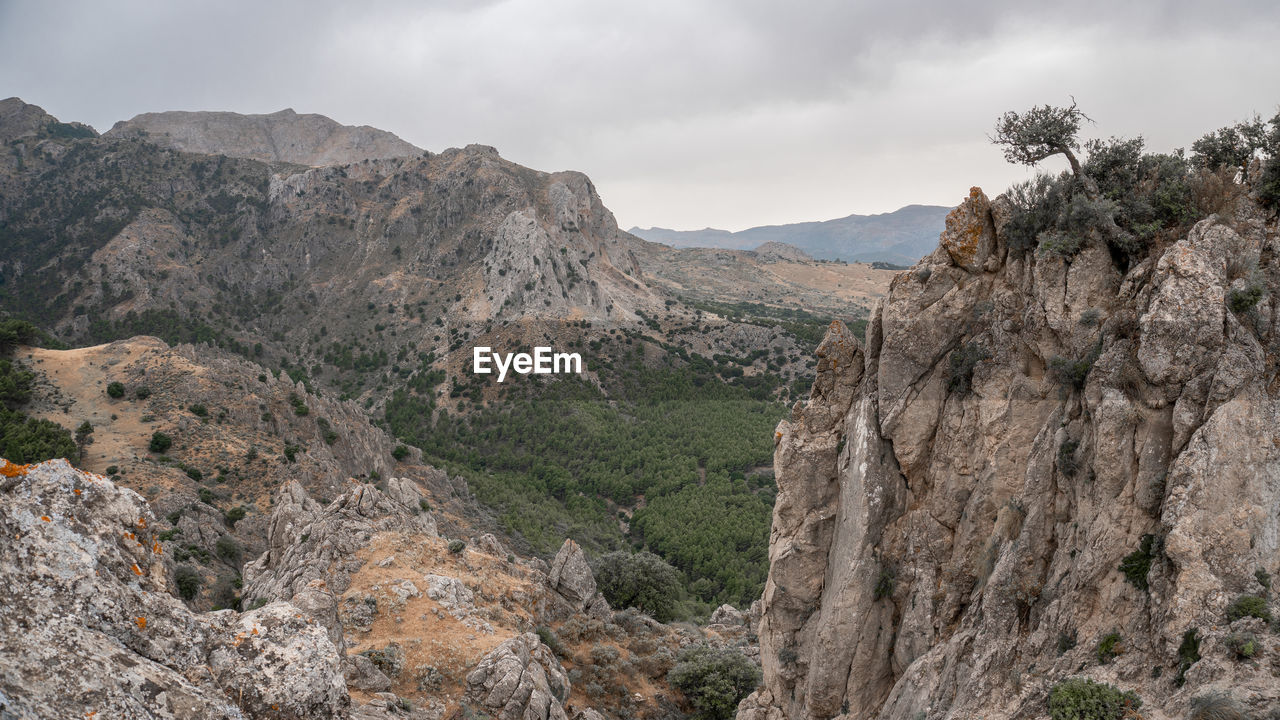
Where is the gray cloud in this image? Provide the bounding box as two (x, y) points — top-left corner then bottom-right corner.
(3, 0), (1278, 230)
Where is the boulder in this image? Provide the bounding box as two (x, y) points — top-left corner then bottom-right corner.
(548, 539), (596, 611)
(464, 633), (570, 720)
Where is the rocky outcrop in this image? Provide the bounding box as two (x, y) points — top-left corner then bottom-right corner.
(549, 539), (597, 610)
(107, 108), (423, 166)
(744, 191), (1280, 719)
(464, 633), (571, 720)
(243, 479), (437, 605)
(547, 539), (610, 619)
(0, 458), (350, 719)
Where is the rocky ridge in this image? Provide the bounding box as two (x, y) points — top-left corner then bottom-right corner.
(740, 187), (1280, 719)
(107, 108), (424, 166)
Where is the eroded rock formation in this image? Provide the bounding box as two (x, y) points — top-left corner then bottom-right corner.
(742, 189), (1280, 719)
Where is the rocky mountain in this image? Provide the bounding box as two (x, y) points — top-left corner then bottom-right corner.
(0, 457), (758, 719)
(106, 108), (425, 166)
(739, 182), (1280, 719)
(628, 205), (952, 265)
(0, 98), (881, 616)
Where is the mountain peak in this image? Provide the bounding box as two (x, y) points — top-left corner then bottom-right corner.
(105, 108), (423, 166)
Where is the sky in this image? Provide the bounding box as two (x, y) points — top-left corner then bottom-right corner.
(2, 1), (1279, 231)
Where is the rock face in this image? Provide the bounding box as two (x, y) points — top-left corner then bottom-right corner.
(548, 539), (598, 611)
(743, 193), (1280, 720)
(106, 108), (423, 166)
(464, 633), (571, 720)
(0, 459), (350, 719)
(243, 479), (437, 605)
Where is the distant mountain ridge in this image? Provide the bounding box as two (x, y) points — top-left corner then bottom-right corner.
(629, 203), (952, 265)
(106, 108), (423, 166)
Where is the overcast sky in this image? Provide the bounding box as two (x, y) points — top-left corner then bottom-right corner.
(3, 1), (1278, 231)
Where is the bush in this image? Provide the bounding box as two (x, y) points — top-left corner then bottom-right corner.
(106, 381), (125, 398)
(149, 431), (172, 453)
(595, 550), (683, 623)
(198, 487), (215, 504)
(947, 342), (990, 395)
(215, 535), (241, 563)
(1096, 632), (1122, 664)
(1225, 594), (1271, 623)
(667, 645), (761, 720)
(1223, 631), (1261, 660)
(174, 564), (201, 601)
(1047, 678), (1141, 720)
(1118, 534), (1159, 592)
(210, 573), (240, 611)
(418, 498), (431, 513)
(224, 506), (247, 528)
(392, 444), (410, 461)
(1227, 283), (1264, 313)
(1188, 691), (1247, 720)
(1057, 439), (1081, 478)
(1176, 627), (1200, 687)
(134, 386), (151, 399)
(184, 466), (202, 481)
(873, 566), (894, 600)
(535, 626), (566, 656)
(448, 540), (466, 554)
(189, 403), (208, 418)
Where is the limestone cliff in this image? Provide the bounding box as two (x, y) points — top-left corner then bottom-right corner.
(742, 188), (1280, 719)
(106, 108), (422, 166)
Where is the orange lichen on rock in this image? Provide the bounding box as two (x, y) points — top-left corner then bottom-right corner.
(74, 488), (82, 495)
(135, 617), (147, 630)
(40, 515), (51, 522)
(0, 459), (31, 477)
(153, 542), (162, 554)
(131, 563), (143, 576)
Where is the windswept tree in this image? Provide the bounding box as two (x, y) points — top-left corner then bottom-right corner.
(992, 100), (1097, 196)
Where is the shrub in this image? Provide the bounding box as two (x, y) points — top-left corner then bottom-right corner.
(1057, 629), (1078, 655)
(1176, 627), (1200, 687)
(134, 386), (151, 399)
(1096, 631), (1122, 664)
(215, 535), (241, 563)
(105, 465), (118, 475)
(392, 444), (410, 461)
(149, 431), (172, 453)
(1118, 534), (1159, 592)
(947, 342), (990, 395)
(189, 404), (208, 418)
(106, 381), (125, 398)
(1047, 678), (1141, 720)
(283, 444), (299, 463)
(595, 550), (683, 623)
(1225, 594), (1271, 623)
(418, 498), (431, 513)
(210, 573), (240, 610)
(448, 539), (466, 554)
(1256, 568), (1272, 596)
(667, 645), (761, 720)
(873, 566), (895, 600)
(174, 564), (201, 601)
(185, 466), (202, 481)
(1057, 439), (1081, 478)
(224, 506), (247, 527)
(1227, 283), (1264, 313)
(1038, 230), (1085, 259)
(1223, 631), (1261, 660)
(535, 626), (566, 656)
(1049, 351), (1098, 392)
(1188, 691), (1247, 720)
(198, 487), (215, 504)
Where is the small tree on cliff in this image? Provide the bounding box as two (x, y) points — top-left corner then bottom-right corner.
(992, 99), (1098, 198)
